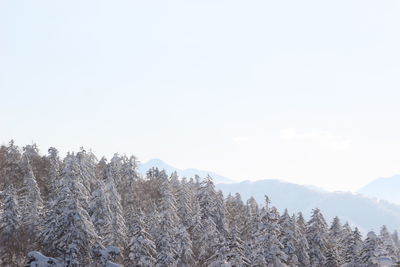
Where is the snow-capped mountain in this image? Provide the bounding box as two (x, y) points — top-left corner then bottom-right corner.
(358, 175), (400, 205)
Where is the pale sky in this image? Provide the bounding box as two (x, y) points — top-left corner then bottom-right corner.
(1, 0), (400, 191)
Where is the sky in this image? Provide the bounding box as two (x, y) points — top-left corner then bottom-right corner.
(1, 0), (400, 191)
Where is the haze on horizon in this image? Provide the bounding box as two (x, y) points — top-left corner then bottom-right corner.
(1, 0), (400, 191)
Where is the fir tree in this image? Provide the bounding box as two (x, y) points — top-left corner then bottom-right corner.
(19, 155), (44, 248)
(343, 226), (362, 265)
(328, 216), (344, 264)
(103, 165), (128, 250)
(0, 185), (21, 266)
(125, 211), (157, 267)
(40, 154), (101, 266)
(155, 177), (180, 267)
(307, 208), (329, 267)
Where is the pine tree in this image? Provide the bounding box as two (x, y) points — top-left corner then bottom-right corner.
(198, 176), (224, 229)
(39, 154), (101, 266)
(46, 147), (62, 202)
(19, 155), (44, 249)
(325, 243), (340, 267)
(296, 212), (307, 235)
(155, 177), (180, 267)
(279, 209), (298, 266)
(392, 231), (400, 262)
(359, 231), (382, 267)
(76, 148), (98, 194)
(226, 192), (246, 235)
(103, 164), (128, 250)
(251, 197), (287, 266)
(89, 179), (113, 242)
(0, 185), (21, 266)
(189, 193), (203, 260)
(328, 216), (344, 264)
(22, 143), (49, 197)
(1, 140), (23, 188)
(176, 224), (195, 267)
(226, 224), (250, 266)
(197, 217), (222, 266)
(307, 208), (329, 267)
(343, 227), (362, 265)
(176, 177), (194, 230)
(119, 155), (140, 222)
(125, 211), (157, 267)
(380, 225), (399, 264)
(292, 214), (310, 267)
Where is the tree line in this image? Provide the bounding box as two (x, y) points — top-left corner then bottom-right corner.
(0, 141), (399, 266)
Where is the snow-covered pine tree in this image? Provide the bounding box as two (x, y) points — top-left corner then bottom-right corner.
(22, 144), (49, 196)
(197, 217), (222, 266)
(343, 226), (362, 265)
(46, 147), (62, 202)
(241, 196), (260, 262)
(19, 155), (44, 249)
(296, 212), (307, 235)
(242, 196), (259, 242)
(328, 216), (344, 264)
(155, 176), (180, 267)
(392, 231), (400, 263)
(307, 208), (329, 267)
(0, 184), (21, 266)
(291, 214), (310, 267)
(38, 147), (63, 258)
(188, 193), (203, 261)
(225, 224), (251, 266)
(144, 167), (169, 213)
(358, 231), (383, 266)
(102, 164), (128, 250)
(1, 140), (23, 188)
(125, 210), (157, 267)
(76, 148), (98, 194)
(196, 176), (229, 266)
(251, 197), (287, 266)
(226, 192), (246, 234)
(198, 176), (227, 233)
(89, 179), (113, 243)
(279, 209), (299, 266)
(325, 243), (340, 267)
(176, 177), (194, 230)
(119, 155), (140, 222)
(40, 153), (101, 266)
(380, 225), (399, 264)
(176, 224), (195, 267)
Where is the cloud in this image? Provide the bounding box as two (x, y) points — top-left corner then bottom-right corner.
(280, 128), (352, 150)
(232, 136), (251, 144)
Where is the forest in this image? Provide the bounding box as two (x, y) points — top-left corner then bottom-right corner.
(0, 141), (399, 267)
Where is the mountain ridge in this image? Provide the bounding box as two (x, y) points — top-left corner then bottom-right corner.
(139, 159), (400, 232)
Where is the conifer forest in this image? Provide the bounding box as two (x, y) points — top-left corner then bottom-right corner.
(0, 141), (399, 267)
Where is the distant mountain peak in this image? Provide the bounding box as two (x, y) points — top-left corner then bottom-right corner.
(358, 174), (400, 205)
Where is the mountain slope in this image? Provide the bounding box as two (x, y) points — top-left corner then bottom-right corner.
(138, 159), (400, 232)
(217, 179), (400, 233)
(358, 175), (400, 205)
(138, 159), (235, 184)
